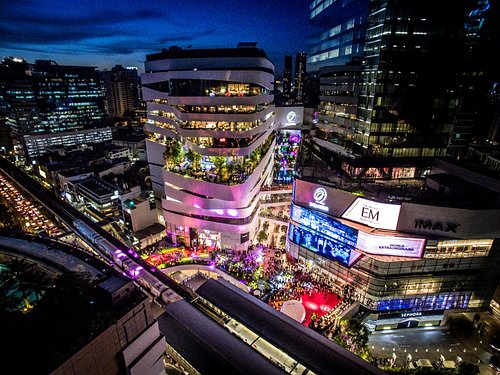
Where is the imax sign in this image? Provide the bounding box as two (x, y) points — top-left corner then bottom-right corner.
(414, 219), (460, 233)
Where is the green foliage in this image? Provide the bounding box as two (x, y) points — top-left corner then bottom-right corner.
(332, 318), (371, 358)
(257, 230), (268, 243)
(211, 155), (226, 172)
(185, 149), (202, 170)
(0, 258), (52, 312)
(163, 138), (183, 167)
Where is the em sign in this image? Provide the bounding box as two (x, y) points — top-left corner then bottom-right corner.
(309, 187), (329, 212)
(342, 197), (401, 230)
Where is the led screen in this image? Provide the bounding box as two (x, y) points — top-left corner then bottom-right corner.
(291, 204), (358, 247)
(357, 231), (426, 258)
(377, 292), (470, 311)
(292, 204), (425, 258)
(288, 223), (360, 267)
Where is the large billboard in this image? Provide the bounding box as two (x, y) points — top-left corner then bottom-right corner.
(291, 204), (425, 259)
(291, 204), (358, 248)
(357, 231), (426, 258)
(293, 179), (356, 217)
(288, 223), (361, 267)
(342, 197), (401, 230)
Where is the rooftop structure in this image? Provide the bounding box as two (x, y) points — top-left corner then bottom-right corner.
(195, 278), (385, 375)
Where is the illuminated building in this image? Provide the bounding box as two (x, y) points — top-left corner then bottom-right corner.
(308, 0), (369, 71)
(309, 0), (500, 179)
(282, 55), (293, 98)
(142, 44), (276, 251)
(0, 58), (106, 157)
(102, 65), (135, 117)
(293, 52), (307, 101)
(288, 154), (500, 330)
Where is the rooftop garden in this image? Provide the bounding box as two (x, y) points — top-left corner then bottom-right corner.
(163, 135), (275, 185)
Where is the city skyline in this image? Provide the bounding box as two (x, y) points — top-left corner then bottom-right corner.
(0, 0), (309, 72)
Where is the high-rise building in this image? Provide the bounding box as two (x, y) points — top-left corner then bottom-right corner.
(308, 0), (370, 71)
(282, 55), (293, 98)
(310, 0), (497, 179)
(31, 60), (104, 134)
(102, 65), (134, 117)
(293, 52), (307, 101)
(0, 58), (106, 156)
(449, 0), (500, 156)
(142, 44), (276, 251)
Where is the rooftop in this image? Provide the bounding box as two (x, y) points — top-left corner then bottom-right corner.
(158, 300), (288, 375)
(196, 278), (385, 375)
(298, 141), (500, 209)
(146, 46), (269, 62)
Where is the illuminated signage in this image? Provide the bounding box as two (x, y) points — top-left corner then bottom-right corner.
(309, 187), (329, 212)
(414, 219), (460, 233)
(288, 223), (361, 267)
(286, 111), (297, 126)
(342, 198), (401, 230)
(400, 312), (422, 318)
(292, 204), (425, 259)
(356, 231), (425, 258)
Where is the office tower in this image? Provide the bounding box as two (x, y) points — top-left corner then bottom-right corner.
(31, 60), (104, 133)
(308, 0), (370, 72)
(126, 66), (143, 108)
(142, 44), (276, 251)
(449, 0), (500, 156)
(0, 59), (106, 156)
(311, 0), (493, 179)
(102, 65), (134, 117)
(293, 52), (307, 100)
(0, 58), (40, 138)
(282, 55), (293, 98)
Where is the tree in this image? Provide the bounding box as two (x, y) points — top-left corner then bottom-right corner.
(257, 230), (268, 243)
(185, 149), (202, 170)
(211, 156), (226, 172)
(163, 139), (183, 168)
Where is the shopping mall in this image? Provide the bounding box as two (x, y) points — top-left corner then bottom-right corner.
(287, 158), (500, 330)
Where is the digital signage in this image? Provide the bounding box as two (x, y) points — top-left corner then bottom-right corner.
(288, 223), (361, 267)
(291, 204), (358, 247)
(342, 197), (401, 230)
(356, 231), (426, 258)
(291, 204), (425, 259)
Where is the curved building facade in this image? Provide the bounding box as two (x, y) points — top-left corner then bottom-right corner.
(287, 161), (500, 330)
(142, 46), (276, 251)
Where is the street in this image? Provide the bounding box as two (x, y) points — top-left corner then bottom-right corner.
(369, 313), (500, 374)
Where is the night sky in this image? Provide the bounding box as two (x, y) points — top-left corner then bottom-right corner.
(0, 0), (309, 73)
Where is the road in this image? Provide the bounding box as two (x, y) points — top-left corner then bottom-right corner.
(369, 313), (499, 374)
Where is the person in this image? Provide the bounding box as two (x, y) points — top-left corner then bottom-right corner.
(317, 235), (325, 253)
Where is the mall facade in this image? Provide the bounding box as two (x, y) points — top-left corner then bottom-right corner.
(287, 162), (500, 330)
(142, 44), (304, 251)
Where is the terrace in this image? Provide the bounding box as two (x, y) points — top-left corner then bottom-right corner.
(163, 135), (275, 186)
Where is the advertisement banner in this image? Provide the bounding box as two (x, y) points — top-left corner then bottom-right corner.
(288, 223), (361, 267)
(292, 204), (425, 259)
(342, 197), (401, 230)
(356, 231), (426, 258)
